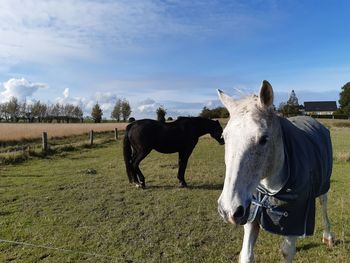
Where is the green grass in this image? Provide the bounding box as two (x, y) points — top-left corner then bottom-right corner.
(0, 133), (350, 262)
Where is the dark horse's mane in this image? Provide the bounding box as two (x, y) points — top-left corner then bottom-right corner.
(176, 116), (200, 121)
(175, 116), (213, 123)
(166, 116), (212, 123)
(123, 116), (224, 187)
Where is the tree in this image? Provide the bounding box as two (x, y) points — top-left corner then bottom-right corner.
(0, 102), (10, 121)
(279, 90), (301, 117)
(49, 103), (62, 122)
(278, 102), (286, 114)
(156, 106), (166, 122)
(0, 103), (5, 122)
(31, 101), (47, 122)
(73, 106), (84, 122)
(338, 82), (350, 117)
(199, 106), (229, 119)
(111, 99), (122, 121)
(199, 106), (211, 119)
(64, 104), (75, 123)
(7, 97), (20, 122)
(91, 103), (103, 123)
(19, 101), (30, 122)
(287, 90), (299, 106)
(121, 99), (132, 121)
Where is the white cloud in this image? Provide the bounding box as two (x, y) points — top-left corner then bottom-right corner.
(63, 88), (69, 98)
(56, 89), (205, 119)
(0, 78), (47, 102)
(0, 0), (171, 67)
(0, 0), (278, 69)
(90, 92), (118, 113)
(134, 98), (205, 119)
(56, 90), (120, 117)
(137, 98), (159, 113)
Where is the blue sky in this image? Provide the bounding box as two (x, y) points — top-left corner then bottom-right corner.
(0, 0), (349, 119)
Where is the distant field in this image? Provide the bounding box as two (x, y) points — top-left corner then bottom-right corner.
(0, 123), (128, 142)
(0, 118), (348, 143)
(317, 118), (350, 128)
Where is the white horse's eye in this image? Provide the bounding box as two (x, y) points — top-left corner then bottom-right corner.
(258, 135), (269, 145)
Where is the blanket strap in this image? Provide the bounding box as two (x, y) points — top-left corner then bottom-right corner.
(248, 192), (288, 223)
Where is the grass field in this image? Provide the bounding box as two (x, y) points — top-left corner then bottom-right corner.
(0, 124), (350, 262)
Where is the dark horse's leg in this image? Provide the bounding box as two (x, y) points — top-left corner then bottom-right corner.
(132, 149), (151, 188)
(178, 148), (194, 188)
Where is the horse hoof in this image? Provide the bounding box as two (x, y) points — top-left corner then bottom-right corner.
(135, 183), (145, 189)
(322, 232), (335, 248)
(322, 237), (334, 248)
(179, 182), (187, 188)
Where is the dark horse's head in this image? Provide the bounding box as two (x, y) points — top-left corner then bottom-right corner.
(210, 120), (225, 145)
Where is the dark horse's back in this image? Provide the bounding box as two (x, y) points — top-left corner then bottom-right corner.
(125, 118), (200, 154)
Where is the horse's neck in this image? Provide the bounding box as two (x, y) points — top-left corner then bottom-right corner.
(259, 116), (286, 194)
(194, 119), (212, 137)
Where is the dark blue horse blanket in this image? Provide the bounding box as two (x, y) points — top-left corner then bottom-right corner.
(250, 116), (332, 236)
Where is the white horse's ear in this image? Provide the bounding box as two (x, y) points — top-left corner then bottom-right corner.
(217, 89), (236, 111)
(259, 80), (274, 107)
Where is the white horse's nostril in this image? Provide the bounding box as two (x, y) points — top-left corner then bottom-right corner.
(218, 205), (226, 218)
(227, 214), (235, 224)
(218, 205), (232, 224)
(233, 205), (245, 219)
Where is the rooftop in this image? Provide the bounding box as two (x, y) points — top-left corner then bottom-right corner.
(304, 101), (337, 112)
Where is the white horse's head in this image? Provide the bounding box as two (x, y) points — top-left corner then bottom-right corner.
(217, 81), (283, 225)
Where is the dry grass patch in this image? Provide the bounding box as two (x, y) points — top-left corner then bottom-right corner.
(334, 151), (350, 162)
(0, 123), (128, 142)
(318, 118), (350, 128)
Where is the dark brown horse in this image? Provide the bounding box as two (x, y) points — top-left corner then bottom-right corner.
(123, 117), (224, 188)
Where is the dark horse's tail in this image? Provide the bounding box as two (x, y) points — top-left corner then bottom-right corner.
(123, 124), (133, 183)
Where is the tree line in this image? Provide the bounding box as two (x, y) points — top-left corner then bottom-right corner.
(278, 85), (350, 118)
(2, 82), (349, 123)
(0, 96), (134, 123)
(199, 90), (301, 119)
(0, 97), (83, 123)
(199, 106), (229, 119)
(199, 82), (350, 119)
(199, 90), (302, 118)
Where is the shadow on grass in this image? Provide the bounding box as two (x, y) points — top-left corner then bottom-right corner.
(297, 242), (321, 251)
(297, 239), (349, 252)
(0, 211), (12, 216)
(144, 184), (179, 190)
(189, 183), (224, 190)
(144, 183), (223, 190)
(333, 239), (350, 246)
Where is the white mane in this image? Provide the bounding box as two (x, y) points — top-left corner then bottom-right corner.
(227, 94), (274, 121)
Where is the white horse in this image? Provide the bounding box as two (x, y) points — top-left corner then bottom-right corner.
(217, 81), (334, 263)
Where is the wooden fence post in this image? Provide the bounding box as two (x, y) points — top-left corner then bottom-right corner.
(114, 128), (118, 141)
(89, 130), (94, 145)
(42, 132), (48, 152)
